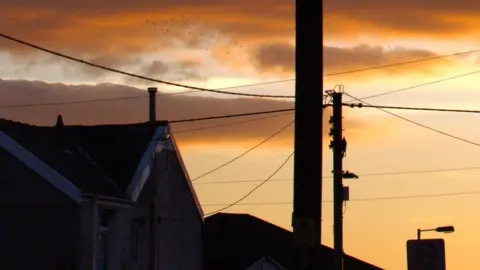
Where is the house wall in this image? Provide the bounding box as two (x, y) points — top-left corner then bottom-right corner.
(131, 149), (202, 270)
(155, 150), (202, 270)
(131, 178), (155, 270)
(0, 148), (80, 270)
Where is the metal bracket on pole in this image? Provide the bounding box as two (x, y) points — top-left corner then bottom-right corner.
(342, 186), (350, 201)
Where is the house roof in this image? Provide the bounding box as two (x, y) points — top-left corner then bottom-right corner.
(0, 118), (168, 198)
(203, 213), (384, 270)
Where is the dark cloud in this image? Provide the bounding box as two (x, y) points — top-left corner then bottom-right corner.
(324, 1), (480, 39)
(4, 53), (206, 83)
(0, 0), (479, 64)
(124, 59), (205, 85)
(0, 78), (386, 147)
(143, 61), (169, 76)
(252, 44), (294, 73)
(1, 0), (477, 79)
(0, 0), (293, 57)
(251, 43), (453, 76)
(76, 55), (139, 77)
(140, 60), (202, 78)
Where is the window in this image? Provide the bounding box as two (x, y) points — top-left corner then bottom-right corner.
(95, 209), (114, 270)
(132, 219), (145, 265)
(96, 229), (107, 270)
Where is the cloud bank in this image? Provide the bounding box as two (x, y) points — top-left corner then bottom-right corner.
(0, 78), (391, 147)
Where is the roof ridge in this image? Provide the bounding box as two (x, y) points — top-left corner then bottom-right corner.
(0, 118), (170, 128)
(0, 118), (37, 127)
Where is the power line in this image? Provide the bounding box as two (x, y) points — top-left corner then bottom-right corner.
(346, 70), (480, 102)
(326, 50), (480, 76)
(344, 92), (480, 148)
(203, 151), (295, 216)
(174, 111), (293, 134)
(0, 91), (198, 109)
(201, 189), (480, 207)
(0, 33), (294, 99)
(2, 58), (476, 110)
(344, 103), (480, 114)
(170, 108), (294, 124)
(118, 49), (480, 95)
(4, 67), (468, 110)
(178, 49), (480, 94)
(0, 95), (145, 108)
(1, 33), (477, 104)
(191, 120), (294, 182)
(194, 165), (480, 185)
(167, 94), (480, 126)
(6, 88), (479, 129)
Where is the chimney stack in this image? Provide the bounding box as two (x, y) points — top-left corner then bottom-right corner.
(55, 115), (64, 128)
(54, 115), (65, 149)
(147, 87), (157, 124)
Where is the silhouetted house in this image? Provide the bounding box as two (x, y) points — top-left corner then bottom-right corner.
(203, 213), (383, 270)
(0, 116), (203, 270)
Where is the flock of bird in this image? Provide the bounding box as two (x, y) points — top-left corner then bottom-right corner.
(144, 16), (280, 56)
(142, 15), (296, 82)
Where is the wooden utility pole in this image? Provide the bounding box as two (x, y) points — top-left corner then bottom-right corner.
(291, 0), (323, 269)
(330, 92), (344, 270)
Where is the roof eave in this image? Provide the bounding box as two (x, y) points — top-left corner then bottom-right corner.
(126, 125), (168, 202)
(166, 124), (205, 220)
(125, 124), (204, 220)
(0, 131), (82, 204)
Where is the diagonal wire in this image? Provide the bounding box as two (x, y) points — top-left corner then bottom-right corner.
(344, 92), (480, 147)
(191, 120), (294, 182)
(345, 70), (480, 102)
(203, 151), (294, 216)
(173, 112), (293, 134)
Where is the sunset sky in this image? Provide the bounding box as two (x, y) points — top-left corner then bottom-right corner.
(2, 1), (480, 269)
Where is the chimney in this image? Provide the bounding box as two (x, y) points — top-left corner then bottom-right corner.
(55, 115), (64, 128)
(54, 115), (65, 149)
(148, 87), (157, 124)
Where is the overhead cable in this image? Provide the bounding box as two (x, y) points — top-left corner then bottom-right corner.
(194, 165), (480, 185)
(203, 151), (295, 216)
(201, 189), (480, 207)
(191, 120), (294, 182)
(344, 92), (480, 148)
(346, 70), (480, 102)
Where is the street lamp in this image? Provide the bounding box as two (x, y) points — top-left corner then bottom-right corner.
(342, 170), (359, 179)
(417, 226), (455, 240)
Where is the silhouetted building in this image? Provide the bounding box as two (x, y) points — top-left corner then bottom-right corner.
(203, 213), (383, 270)
(0, 117), (203, 270)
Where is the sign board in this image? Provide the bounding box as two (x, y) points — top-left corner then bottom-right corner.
(407, 239), (445, 270)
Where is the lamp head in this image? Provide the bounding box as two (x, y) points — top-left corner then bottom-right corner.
(435, 226), (455, 234)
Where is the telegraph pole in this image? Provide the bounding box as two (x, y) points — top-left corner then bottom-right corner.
(292, 0), (323, 269)
(329, 92), (344, 270)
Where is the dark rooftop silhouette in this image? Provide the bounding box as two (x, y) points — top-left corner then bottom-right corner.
(0, 117), (169, 197)
(204, 213), (383, 270)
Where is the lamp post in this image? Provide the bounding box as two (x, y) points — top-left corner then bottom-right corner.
(417, 226), (455, 240)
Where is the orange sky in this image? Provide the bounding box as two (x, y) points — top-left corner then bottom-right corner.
(2, 1), (480, 269)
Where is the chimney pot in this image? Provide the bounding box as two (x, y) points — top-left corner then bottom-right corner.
(55, 115), (64, 128)
(148, 87), (157, 124)
(54, 115), (65, 149)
